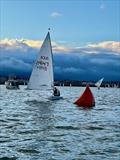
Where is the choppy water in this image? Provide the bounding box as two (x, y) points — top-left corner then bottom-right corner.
(0, 85), (120, 160)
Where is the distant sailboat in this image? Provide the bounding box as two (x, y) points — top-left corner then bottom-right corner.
(5, 79), (19, 90)
(95, 78), (104, 89)
(5, 75), (20, 90)
(27, 30), (62, 100)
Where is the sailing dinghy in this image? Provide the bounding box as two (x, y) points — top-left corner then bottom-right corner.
(27, 30), (62, 100)
(95, 78), (104, 89)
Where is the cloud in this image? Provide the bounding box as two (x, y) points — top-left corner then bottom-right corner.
(0, 39), (68, 53)
(0, 56), (32, 78)
(0, 39), (119, 55)
(52, 42), (70, 53)
(70, 41), (120, 55)
(53, 53), (120, 80)
(50, 12), (62, 18)
(0, 39), (120, 80)
(87, 41), (120, 54)
(0, 39), (41, 52)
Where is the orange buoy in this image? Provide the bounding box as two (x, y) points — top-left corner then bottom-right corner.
(74, 85), (95, 108)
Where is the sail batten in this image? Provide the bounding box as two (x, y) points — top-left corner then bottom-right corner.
(27, 32), (54, 90)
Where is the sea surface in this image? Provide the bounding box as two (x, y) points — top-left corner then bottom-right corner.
(0, 85), (120, 160)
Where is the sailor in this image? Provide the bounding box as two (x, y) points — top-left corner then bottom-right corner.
(53, 87), (60, 96)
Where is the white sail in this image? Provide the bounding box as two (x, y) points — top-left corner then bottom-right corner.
(95, 78), (104, 88)
(27, 32), (54, 90)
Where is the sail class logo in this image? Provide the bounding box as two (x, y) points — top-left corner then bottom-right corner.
(35, 56), (49, 71)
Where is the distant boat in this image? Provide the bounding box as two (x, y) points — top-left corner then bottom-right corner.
(27, 30), (62, 100)
(5, 79), (19, 90)
(74, 85), (95, 108)
(95, 78), (104, 89)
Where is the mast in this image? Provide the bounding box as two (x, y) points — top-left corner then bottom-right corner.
(48, 28), (54, 88)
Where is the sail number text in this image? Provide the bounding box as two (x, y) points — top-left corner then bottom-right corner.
(35, 56), (49, 71)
